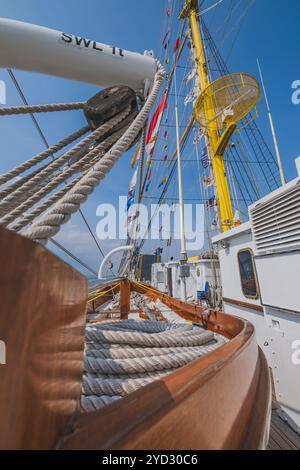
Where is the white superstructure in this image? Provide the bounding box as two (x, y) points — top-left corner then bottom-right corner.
(152, 258), (221, 306)
(213, 158), (300, 434)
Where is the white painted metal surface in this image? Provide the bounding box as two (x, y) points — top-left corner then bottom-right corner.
(255, 252), (300, 313)
(213, 222), (271, 361)
(214, 171), (300, 433)
(250, 178), (300, 255)
(98, 245), (133, 279)
(151, 259), (221, 303)
(249, 176), (300, 432)
(296, 157), (300, 177)
(264, 306), (300, 433)
(0, 18), (157, 91)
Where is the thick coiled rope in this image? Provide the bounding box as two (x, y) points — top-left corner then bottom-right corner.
(24, 62), (166, 242)
(85, 327), (214, 348)
(81, 315), (226, 412)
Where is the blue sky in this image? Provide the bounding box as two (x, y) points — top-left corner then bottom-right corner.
(0, 0), (299, 277)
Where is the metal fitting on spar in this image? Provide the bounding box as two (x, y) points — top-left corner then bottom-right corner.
(0, 17), (157, 91)
(0, 340), (6, 365)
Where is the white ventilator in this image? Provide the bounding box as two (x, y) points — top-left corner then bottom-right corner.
(0, 18), (157, 91)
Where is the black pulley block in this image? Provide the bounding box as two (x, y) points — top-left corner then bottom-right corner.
(84, 86), (138, 130)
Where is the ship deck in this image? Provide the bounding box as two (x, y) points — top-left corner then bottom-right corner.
(268, 406), (300, 450)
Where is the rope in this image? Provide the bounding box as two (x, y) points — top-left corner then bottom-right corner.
(83, 343), (218, 375)
(85, 343), (221, 360)
(0, 107), (131, 222)
(87, 319), (194, 333)
(0, 101), (86, 116)
(85, 327), (214, 348)
(83, 374), (164, 397)
(0, 161), (53, 199)
(6, 69), (108, 265)
(6, 120), (131, 229)
(49, 238), (98, 277)
(24, 62), (166, 242)
(81, 395), (120, 412)
(81, 307), (226, 412)
(88, 283), (121, 303)
(0, 125), (90, 186)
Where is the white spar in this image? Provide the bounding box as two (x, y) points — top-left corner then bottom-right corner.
(0, 18), (157, 91)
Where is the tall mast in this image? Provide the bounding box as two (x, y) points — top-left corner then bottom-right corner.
(174, 71), (188, 302)
(180, 0), (234, 232)
(257, 59), (286, 186)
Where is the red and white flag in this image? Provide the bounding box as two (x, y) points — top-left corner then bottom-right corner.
(146, 91), (167, 165)
(174, 36), (180, 53)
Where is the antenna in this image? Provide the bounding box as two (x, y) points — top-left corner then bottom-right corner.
(257, 59), (286, 186)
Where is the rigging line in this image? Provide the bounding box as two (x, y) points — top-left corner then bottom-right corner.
(224, 0), (255, 62)
(49, 238), (98, 277)
(139, 26), (188, 199)
(229, 144), (260, 200)
(201, 17), (280, 190)
(123, 11), (185, 269)
(235, 136), (263, 198)
(151, 38), (192, 186)
(195, 134), (220, 290)
(137, 124), (192, 254)
(7, 68), (107, 261)
(78, 208), (106, 259)
(214, 0), (237, 36)
(7, 69), (49, 148)
(229, 147), (255, 202)
(121, 0), (177, 273)
(196, 0), (225, 17)
(227, 148), (249, 207)
(156, 0), (170, 61)
(156, 67), (193, 186)
(226, 158), (239, 214)
(132, 26), (191, 261)
(217, 0), (242, 51)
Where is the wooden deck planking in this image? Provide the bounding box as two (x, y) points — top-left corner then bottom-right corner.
(268, 410), (300, 450)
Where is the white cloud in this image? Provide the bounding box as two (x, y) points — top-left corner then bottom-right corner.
(52, 222), (127, 276)
(55, 222), (92, 255)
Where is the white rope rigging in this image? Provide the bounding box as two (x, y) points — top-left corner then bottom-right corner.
(0, 107), (132, 226)
(0, 125), (90, 186)
(0, 62), (164, 241)
(22, 62), (166, 243)
(197, 0), (225, 17)
(0, 101), (86, 116)
(5, 69), (107, 271)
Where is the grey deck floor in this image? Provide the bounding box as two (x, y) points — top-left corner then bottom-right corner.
(268, 407), (300, 450)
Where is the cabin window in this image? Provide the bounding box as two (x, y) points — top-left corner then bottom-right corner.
(238, 249), (259, 299)
(157, 271), (165, 284)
